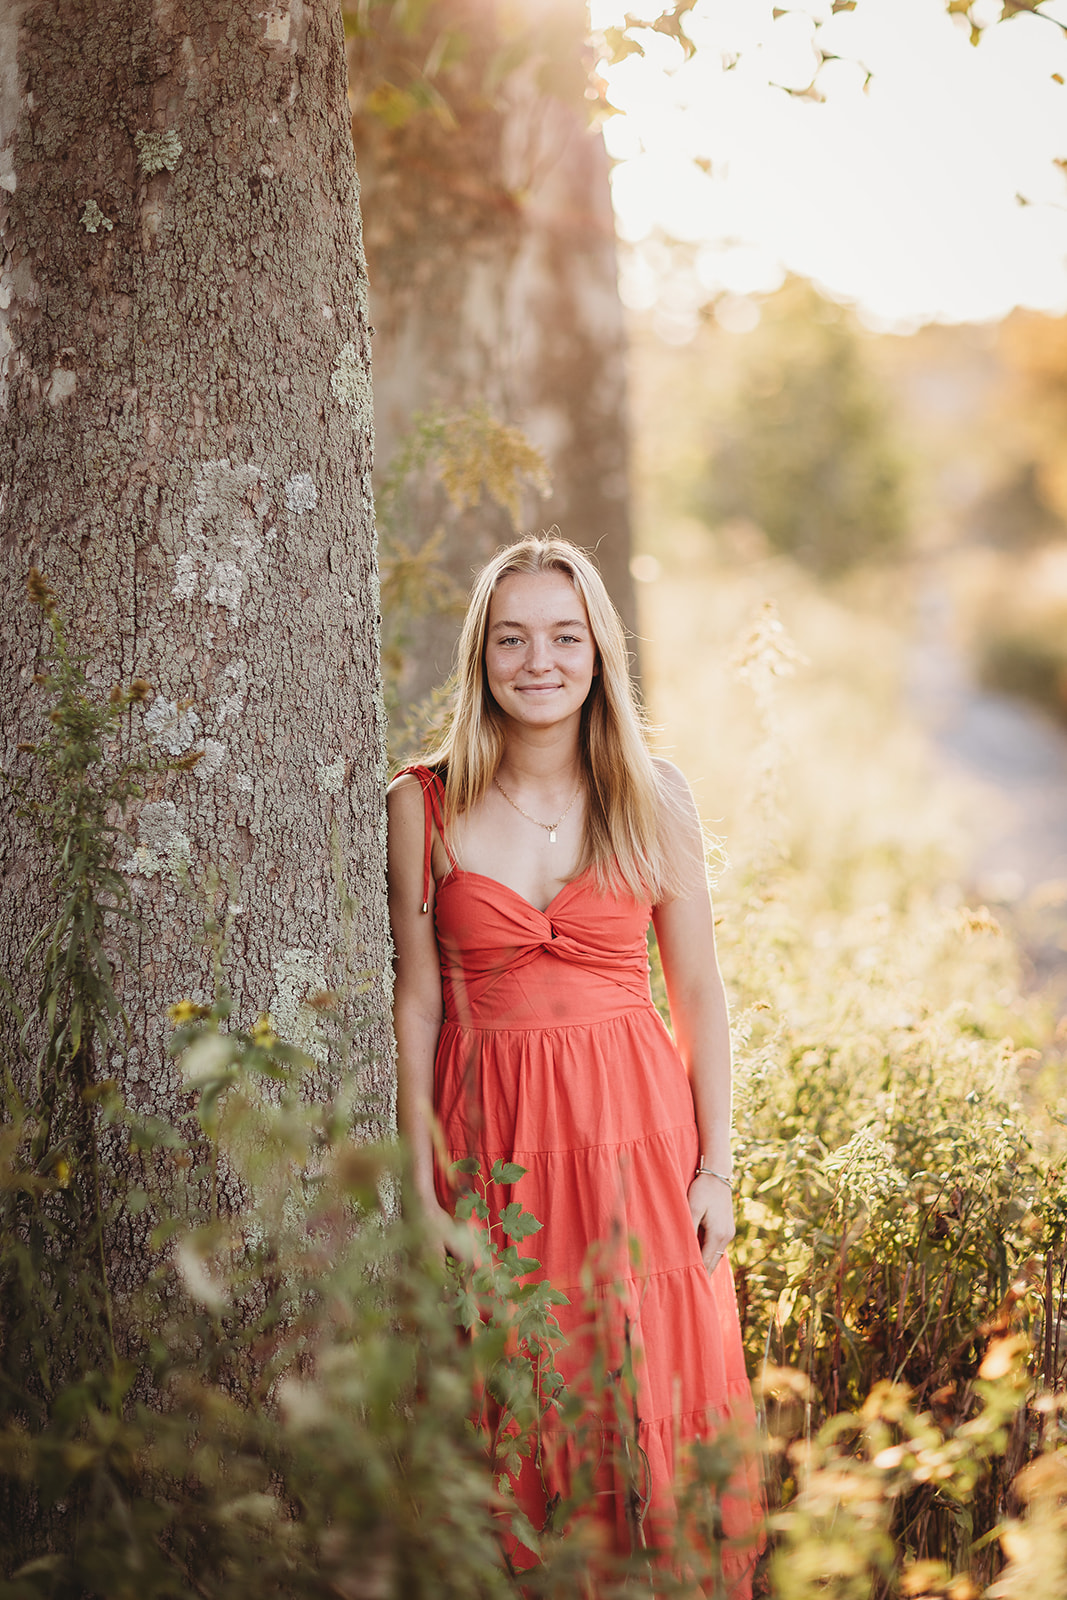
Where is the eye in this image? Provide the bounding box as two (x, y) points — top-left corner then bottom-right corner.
(557, 634), (582, 645)
(497, 634), (524, 647)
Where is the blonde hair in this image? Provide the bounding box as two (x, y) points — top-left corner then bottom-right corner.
(422, 535), (680, 901)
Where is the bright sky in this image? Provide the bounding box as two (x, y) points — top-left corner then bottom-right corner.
(591, 0), (1067, 332)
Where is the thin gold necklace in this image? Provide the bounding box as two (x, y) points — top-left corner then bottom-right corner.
(493, 775), (582, 844)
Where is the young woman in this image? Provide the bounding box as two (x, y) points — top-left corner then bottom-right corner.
(387, 535), (760, 1588)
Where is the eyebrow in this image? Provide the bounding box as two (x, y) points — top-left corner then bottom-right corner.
(489, 618), (589, 631)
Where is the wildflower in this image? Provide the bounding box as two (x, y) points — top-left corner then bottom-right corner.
(306, 990), (340, 1012)
(250, 1013), (278, 1048)
(731, 599), (808, 689)
(54, 1158), (71, 1188)
(26, 567), (56, 613)
(822, 1126), (906, 1209)
(167, 998), (208, 1025)
(958, 905), (1001, 939)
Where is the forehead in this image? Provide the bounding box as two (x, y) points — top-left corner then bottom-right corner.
(488, 569), (588, 626)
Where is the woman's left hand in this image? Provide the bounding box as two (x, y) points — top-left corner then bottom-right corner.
(687, 1172), (735, 1274)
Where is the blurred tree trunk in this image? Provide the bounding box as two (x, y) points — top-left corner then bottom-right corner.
(0, 2), (391, 1153)
(349, 0), (637, 710)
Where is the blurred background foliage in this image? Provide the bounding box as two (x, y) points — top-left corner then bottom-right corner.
(695, 280), (909, 576)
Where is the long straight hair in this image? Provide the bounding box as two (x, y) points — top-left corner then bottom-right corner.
(421, 536), (682, 901)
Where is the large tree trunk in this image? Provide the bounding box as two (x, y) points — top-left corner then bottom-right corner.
(0, 2), (390, 1140)
(349, 0), (637, 709)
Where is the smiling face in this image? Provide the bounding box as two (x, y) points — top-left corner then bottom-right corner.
(483, 570), (598, 734)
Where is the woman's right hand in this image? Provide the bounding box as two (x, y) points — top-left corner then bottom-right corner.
(416, 1195), (455, 1258)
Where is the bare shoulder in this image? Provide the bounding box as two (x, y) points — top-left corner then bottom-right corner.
(386, 772), (427, 868)
(650, 759), (708, 904)
(388, 770), (433, 830)
(652, 756), (693, 800)
(652, 757), (700, 830)
(387, 769), (423, 806)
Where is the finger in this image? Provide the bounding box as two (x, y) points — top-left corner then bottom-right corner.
(701, 1234), (729, 1271)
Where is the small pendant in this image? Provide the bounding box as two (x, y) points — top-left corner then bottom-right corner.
(548, 829), (557, 844)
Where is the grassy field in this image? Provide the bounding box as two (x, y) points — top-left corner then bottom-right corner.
(635, 534), (1067, 1590)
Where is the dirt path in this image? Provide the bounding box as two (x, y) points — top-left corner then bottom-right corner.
(910, 576), (1067, 991)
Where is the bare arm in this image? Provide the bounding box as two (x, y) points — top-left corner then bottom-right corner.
(651, 762), (735, 1272)
(386, 774), (449, 1228)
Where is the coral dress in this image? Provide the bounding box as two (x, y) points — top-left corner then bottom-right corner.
(405, 768), (761, 1589)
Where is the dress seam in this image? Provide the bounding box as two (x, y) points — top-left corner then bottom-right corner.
(446, 1122), (696, 1160)
(536, 1257), (728, 1295)
(439, 1005), (660, 1033)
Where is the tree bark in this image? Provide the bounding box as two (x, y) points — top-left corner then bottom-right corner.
(349, 0), (637, 708)
(0, 2), (391, 1145)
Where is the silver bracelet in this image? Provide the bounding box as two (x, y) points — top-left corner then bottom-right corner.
(696, 1165), (733, 1190)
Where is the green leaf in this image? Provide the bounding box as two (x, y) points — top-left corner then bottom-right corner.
(499, 1202), (542, 1242)
(452, 1288), (481, 1329)
(499, 1244), (540, 1278)
(490, 1159), (526, 1185)
(452, 1156), (480, 1176)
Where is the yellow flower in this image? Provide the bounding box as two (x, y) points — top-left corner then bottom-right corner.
(250, 1013), (278, 1048)
(55, 1159), (71, 1188)
(168, 998), (208, 1025)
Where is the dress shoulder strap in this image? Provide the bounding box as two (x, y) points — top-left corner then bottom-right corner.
(395, 764), (457, 913)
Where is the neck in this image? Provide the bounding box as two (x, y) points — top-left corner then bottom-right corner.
(497, 728), (582, 791)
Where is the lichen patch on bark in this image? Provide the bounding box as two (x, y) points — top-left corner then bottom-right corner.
(124, 800), (193, 881)
(135, 128), (182, 174)
(79, 197), (113, 233)
(330, 341), (373, 426)
(284, 472), (318, 514)
(271, 945), (329, 1061)
(192, 736), (226, 781)
(179, 460), (269, 621)
(144, 695), (201, 754)
(316, 755), (345, 794)
(216, 658), (249, 724)
(45, 367), (76, 404)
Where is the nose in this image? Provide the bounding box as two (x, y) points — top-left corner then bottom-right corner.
(526, 634), (553, 673)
